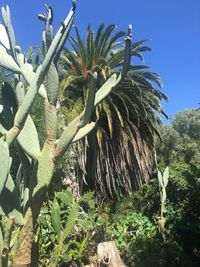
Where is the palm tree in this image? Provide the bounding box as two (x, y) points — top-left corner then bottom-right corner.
(59, 24), (168, 196)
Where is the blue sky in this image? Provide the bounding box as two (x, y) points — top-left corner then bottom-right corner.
(0, 0), (199, 123)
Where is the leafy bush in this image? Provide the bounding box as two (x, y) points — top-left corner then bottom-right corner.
(37, 190), (108, 266)
(110, 212), (157, 262)
(109, 210), (197, 267)
(130, 238), (197, 267)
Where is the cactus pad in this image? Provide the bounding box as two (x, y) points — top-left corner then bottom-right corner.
(0, 138), (10, 195)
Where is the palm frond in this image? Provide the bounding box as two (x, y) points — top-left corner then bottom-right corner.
(96, 24), (116, 58)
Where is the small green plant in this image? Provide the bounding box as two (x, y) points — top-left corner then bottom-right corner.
(157, 167), (169, 240)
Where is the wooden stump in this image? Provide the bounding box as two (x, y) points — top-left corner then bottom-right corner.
(97, 241), (127, 267)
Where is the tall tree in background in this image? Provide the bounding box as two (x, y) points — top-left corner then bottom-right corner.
(156, 109), (200, 165)
(60, 24), (168, 196)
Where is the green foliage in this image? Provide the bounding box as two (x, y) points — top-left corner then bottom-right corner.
(111, 212), (157, 248)
(110, 211), (195, 267)
(117, 163), (200, 230)
(129, 239), (196, 267)
(111, 162), (200, 266)
(157, 109), (200, 165)
(37, 190), (103, 266)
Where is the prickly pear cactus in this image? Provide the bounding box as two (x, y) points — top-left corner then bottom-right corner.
(0, 1), (132, 266)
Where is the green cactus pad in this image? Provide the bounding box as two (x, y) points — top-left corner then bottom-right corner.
(32, 142), (54, 197)
(17, 115), (41, 160)
(94, 73), (121, 107)
(157, 170), (163, 188)
(21, 62), (35, 83)
(0, 82), (17, 129)
(1, 5), (16, 58)
(81, 72), (97, 126)
(16, 81), (25, 105)
(163, 167), (169, 187)
(161, 187), (167, 206)
(0, 45), (20, 72)
(0, 174), (24, 226)
(55, 116), (80, 158)
(72, 122), (96, 143)
(0, 123), (7, 135)
(44, 63), (59, 105)
(44, 102), (57, 140)
(0, 138), (10, 195)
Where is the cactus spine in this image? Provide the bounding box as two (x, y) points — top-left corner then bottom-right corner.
(0, 1), (132, 266)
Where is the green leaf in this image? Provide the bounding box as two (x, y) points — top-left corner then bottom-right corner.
(88, 199), (95, 209)
(0, 138), (10, 195)
(56, 191), (73, 206)
(61, 250), (72, 263)
(80, 191), (94, 203)
(51, 200), (61, 236)
(62, 202), (79, 241)
(51, 199), (78, 264)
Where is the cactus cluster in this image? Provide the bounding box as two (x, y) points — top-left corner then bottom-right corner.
(0, 1), (132, 266)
